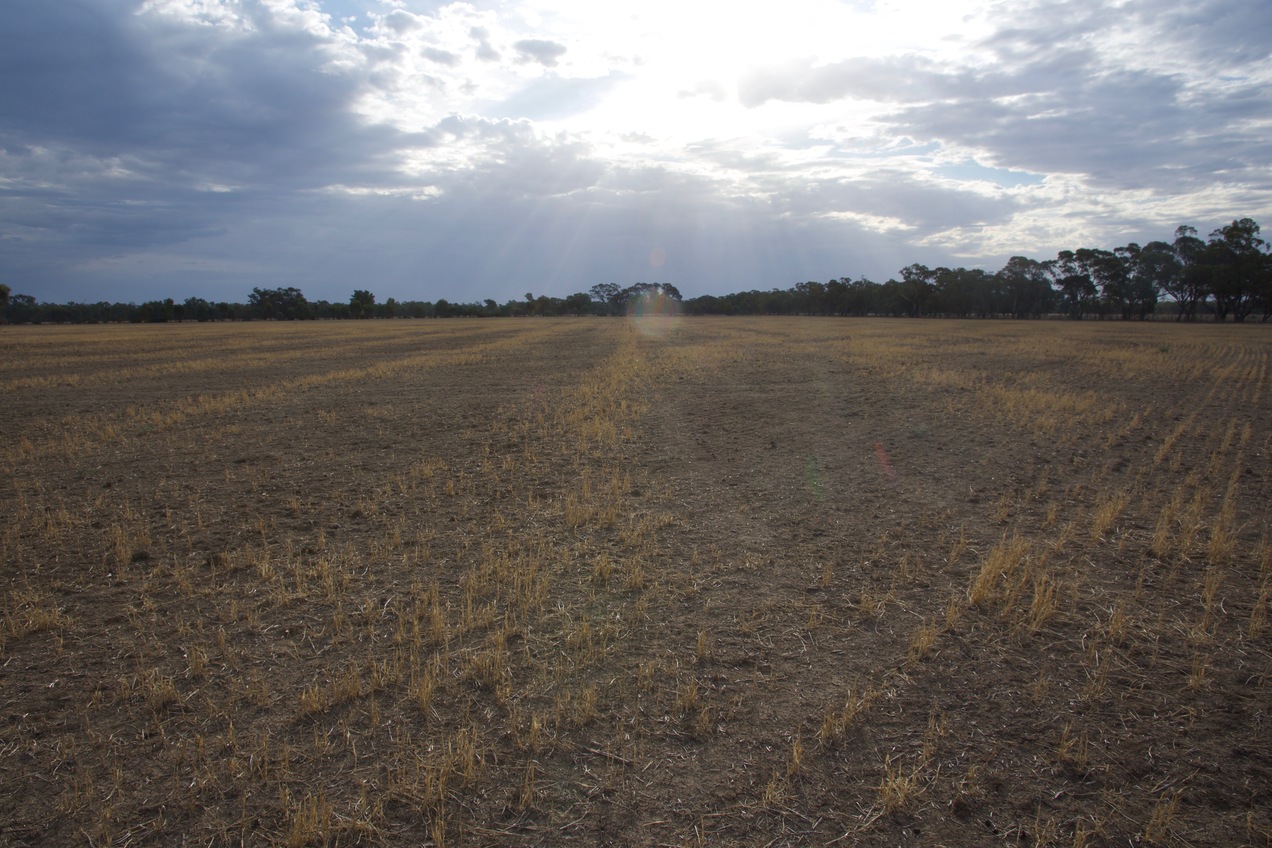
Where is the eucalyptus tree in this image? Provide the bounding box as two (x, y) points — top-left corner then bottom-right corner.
(1202, 218), (1268, 322)
(1101, 243), (1165, 320)
(247, 287), (310, 320)
(1126, 241), (1179, 319)
(1049, 250), (1098, 319)
(897, 264), (936, 316)
(1079, 248), (1130, 318)
(995, 256), (1054, 318)
(1161, 226), (1207, 320)
(588, 283), (623, 315)
(563, 292), (592, 315)
(928, 267), (993, 317)
(794, 280), (828, 314)
(349, 289), (375, 318)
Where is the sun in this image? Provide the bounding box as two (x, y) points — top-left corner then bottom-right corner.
(535, 0), (960, 145)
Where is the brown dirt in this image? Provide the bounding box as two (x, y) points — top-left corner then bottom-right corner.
(1, 317), (1270, 847)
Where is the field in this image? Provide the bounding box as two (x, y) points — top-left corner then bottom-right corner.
(2, 316), (1270, 847)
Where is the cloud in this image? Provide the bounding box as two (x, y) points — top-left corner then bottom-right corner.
(421, 46), (461, 66)
(0, 0), (152, 150)
(678, 80), (727, 102)
(469, 26), (500, 62)
(1, 0), (1269, 307)
(514, 38), (567, 67)
(0, 0), (403, 190)
(492, 73), (626, 121)
(776, 170), (1021, 234)
(1129, 0), (1272, 67)
(411, 115), (607, 200)
(733, 0), (1272, 208)
(739, 56), (960, 107)
(381, 9), (423, 33)
(0, 0), (410, 290)
(881, 29), (1272, 196)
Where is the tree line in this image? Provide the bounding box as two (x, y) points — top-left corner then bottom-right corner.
(0, 281), (685, 324)
(684, 219), (1270, 321)
(2, 219), (1269, 324)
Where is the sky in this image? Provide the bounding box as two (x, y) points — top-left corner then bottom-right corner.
(2, 0), (1270, 306)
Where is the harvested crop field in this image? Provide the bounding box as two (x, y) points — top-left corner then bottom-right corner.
(2, 316), (1270, 847)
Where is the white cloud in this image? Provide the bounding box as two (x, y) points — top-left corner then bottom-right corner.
(513, 38), (566, 67)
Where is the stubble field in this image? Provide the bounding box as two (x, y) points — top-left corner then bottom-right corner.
(1, 316), (1270, 847)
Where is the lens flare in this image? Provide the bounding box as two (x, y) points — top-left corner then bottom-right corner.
(805, 455), (826, 501)
(874, 441), (898, 487)
(628, 290), (681, 338)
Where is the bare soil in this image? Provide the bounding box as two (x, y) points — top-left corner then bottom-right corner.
(1, 317), (1270, 847)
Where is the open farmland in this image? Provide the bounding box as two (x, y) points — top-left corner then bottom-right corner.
(2, 317), (1270, 847)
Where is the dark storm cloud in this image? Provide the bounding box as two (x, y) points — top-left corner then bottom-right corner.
(0, 0), (152, 151)
(0, 0), (417, 291)
(0, 0), (407, 189)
